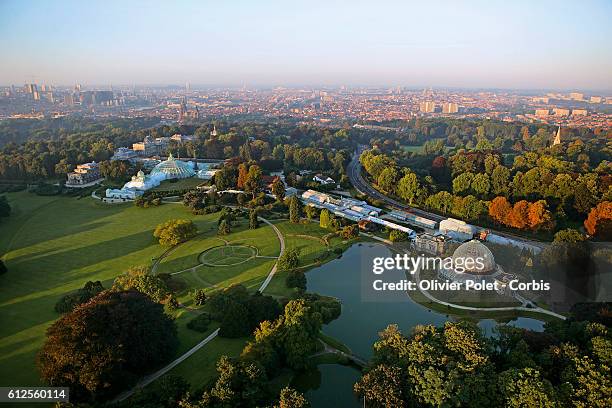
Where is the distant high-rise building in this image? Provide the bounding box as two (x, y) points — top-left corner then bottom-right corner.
(74, 84), (81, 92)
(32, 91), (40, 101)
(442, 103), (458, 113)
(80, 91), (94, 105)
(64, 94), (75, 105)
(553, 108), (570, 116)
(93, 90), (114, 105)
(569, 92), (584, 101)
(419, 101), (436, 113)
(25, 83), (37, 94)
(535, 109), (550, 117)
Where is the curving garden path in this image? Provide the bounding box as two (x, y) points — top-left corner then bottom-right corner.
(113, 216), (286, 402)
(412, 262), (566, 320)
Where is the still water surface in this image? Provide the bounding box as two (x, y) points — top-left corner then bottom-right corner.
(296, 243), (545, 407)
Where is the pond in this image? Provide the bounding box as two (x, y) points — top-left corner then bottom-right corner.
(302, 242), (545, 407)
(292, 364), (362, 408)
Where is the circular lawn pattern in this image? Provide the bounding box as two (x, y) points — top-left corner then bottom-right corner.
(198, 244), (258, 266)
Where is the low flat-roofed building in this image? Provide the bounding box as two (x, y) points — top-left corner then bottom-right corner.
(302, 189), (331, 205)
(112, 147), (138, 161)
(439, 218), (477, 241)
(313, 174), (336, 185)
(170, 133), (196, 143)
(105, 188), (143, 200)
(388, 210), (438, 229)
(572, 109), (588, 116)
(197, 169), (219, 180)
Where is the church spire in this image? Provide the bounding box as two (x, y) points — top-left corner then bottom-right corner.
(553, 126), (562, 145)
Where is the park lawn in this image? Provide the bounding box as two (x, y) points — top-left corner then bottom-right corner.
(154, 230), (224, 274)
(157, 219), (281, 300)
(156, 218), (281, 275)
(276, 221), (332, 265)
(172, 309), (221, 356)
(264, 221), (358, 298)
(0, 192), (60, 255)
(151, 178), (205, 192)
(0, 192), (226, 387)
(0, 192), (349, 395)
(160, 220), (344, 386)
(164, 335), (248, 391)
(173, 259), (276, 297)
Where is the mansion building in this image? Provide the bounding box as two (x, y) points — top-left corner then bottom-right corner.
(111, 134), (196, 161)
(132, 135), (171, 157)
(66, 161), (101, 186)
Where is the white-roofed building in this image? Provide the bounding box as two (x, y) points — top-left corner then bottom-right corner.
(439, 218), (477, 241)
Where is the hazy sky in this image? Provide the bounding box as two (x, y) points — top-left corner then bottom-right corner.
(1, 0), (611, 90)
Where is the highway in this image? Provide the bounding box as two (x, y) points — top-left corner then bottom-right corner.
(348, 150), (445, 222)
(347, 148), (547, 250)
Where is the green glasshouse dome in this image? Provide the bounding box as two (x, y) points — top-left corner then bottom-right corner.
(150, 154), (195, 179)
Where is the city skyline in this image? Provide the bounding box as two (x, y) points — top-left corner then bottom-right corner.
(1, 0), (611, 90)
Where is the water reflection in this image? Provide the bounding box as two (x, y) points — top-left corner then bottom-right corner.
(303, 243), (546, 406)
(292, 364), (361, 408)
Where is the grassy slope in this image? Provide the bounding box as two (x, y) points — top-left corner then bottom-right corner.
(0, 193), (279, 387)
(151, 178), (205, 192)
(0, 193), (348, 392)
(161, 220), (348, 390)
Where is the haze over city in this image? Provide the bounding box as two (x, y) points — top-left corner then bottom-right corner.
(1, 0), (611, 90)
(1, 1), (612, 407)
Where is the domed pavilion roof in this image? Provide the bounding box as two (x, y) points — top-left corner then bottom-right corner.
(150, 154), (195, 179)
(452, 239), (496, 274)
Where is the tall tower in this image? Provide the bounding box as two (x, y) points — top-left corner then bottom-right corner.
(178, 97), (187, 122)
(553, 126), (562, 146)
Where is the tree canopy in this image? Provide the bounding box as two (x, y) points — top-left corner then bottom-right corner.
(37, 290), (178, 402)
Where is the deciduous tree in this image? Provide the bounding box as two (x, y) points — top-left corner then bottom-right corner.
(288, 196), (301, 223)
(489, 196), (512, 225)
(397, 172), (423, 205)
(153, 219), (198, 247)
(271, 177), (285, 201)
(584, 201), (612, 239)
(452, 172), (474, 195)
(37, 291), (178, 402)
(237, 163), (248, 189)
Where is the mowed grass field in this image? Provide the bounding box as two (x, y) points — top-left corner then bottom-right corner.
(162, 220), (346, 389)
(151, 178), (205, 192)
(0, 192), (280, 387)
